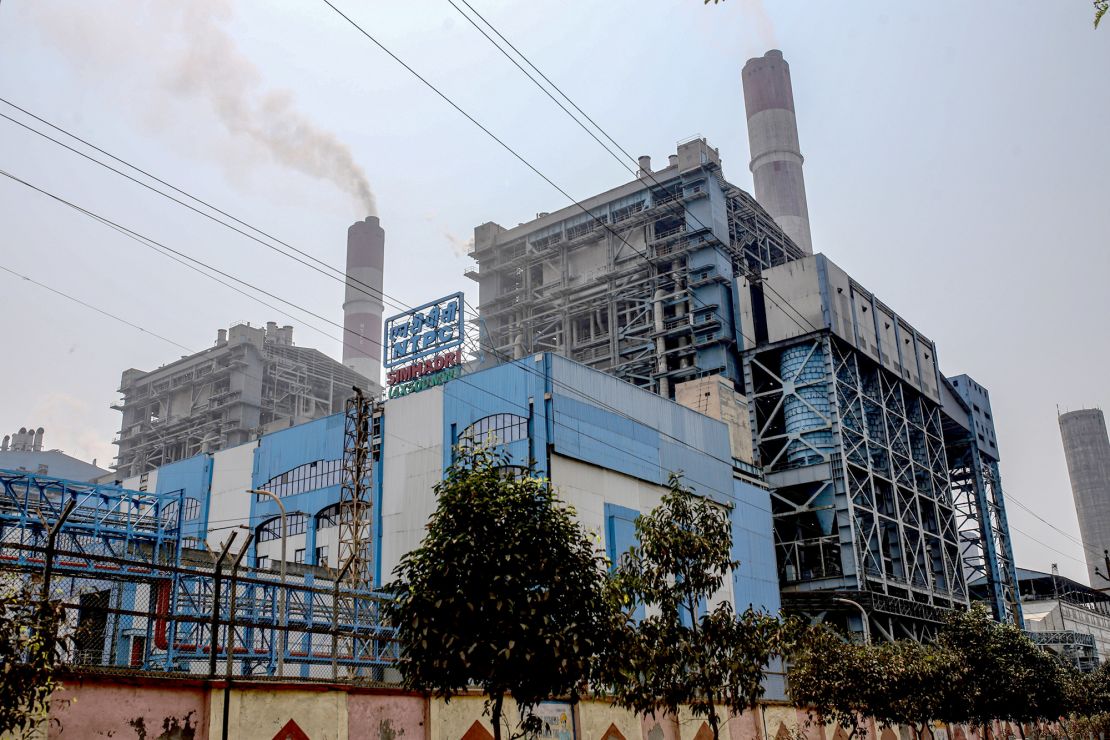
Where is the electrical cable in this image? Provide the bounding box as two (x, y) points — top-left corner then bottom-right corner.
(0, 264), (196, 354)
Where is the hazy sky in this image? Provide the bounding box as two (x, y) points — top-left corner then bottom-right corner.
(1, 1), (1107, 584)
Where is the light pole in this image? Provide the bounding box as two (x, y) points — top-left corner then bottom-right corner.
(833, 596), (871, 645)
(248, 488), (287, 675)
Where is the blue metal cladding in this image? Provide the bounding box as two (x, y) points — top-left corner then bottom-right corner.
(154, 455), (212, 544)
(442, 357), (548, 475)
(545, 353), (734, 502)
(250, 413), (349, 567)
(780, 343), (834, 466)
(731, 480), (781, 615)
(605, 503), (645, 622)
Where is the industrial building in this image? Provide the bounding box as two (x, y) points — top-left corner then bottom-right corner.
(973, 567), (1109, 670)
(468, 50), (1021, 639)
(0, 426), (108, 481)
(112, 321), (372, 477)
(111, 214), (387, 479)
(1059, 408), (1110, 587)
(8, 351), (781, 678)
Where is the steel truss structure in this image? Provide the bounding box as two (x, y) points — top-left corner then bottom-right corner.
(472, 140), (802, 398)
(0, 469), (397, 680)
(945, 421), (1023, 626)
(745, 334), (968, 641)
(340, 388), (378, 590)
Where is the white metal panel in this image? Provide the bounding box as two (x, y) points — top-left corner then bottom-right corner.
(206, 442), (257, 552)
(380, 386), (444, 580)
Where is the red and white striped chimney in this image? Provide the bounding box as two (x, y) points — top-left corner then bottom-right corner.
(343, 217), (385, 389)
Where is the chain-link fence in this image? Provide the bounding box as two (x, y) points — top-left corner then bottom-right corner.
(0, 540), (400, 684)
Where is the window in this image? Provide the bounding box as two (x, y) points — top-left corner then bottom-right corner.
(182, 497), (201, 521)
(182, 537), (204, 550)
(294, 548), (305, 565)
(256, 555), (270, 571)
(259, 459), (343, 499)
(316, 504), (355, 528)
(257, 512), (308, 542)
(316, 546), (329, 567)
(459, 413), (528, 449)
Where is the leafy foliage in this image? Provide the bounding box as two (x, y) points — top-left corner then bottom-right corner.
(387, 445), (614, 740)
(787, 625), (881, 740)
(603, 475), (786, 740)
(0, 584), (66, 735)
(938, 603), (1068, 728)
(1097, 1), (1109, 28)
(868, 640), (961, 740)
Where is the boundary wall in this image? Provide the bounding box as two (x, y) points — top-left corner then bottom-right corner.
(9, 675), (1025, 740)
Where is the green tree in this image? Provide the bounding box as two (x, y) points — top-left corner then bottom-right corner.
(1096, 1), (1108, 28)
(387, 445), (614, 740)
(0, 584), (66, 735)
(787, 625), (881, 740)
(603, 475), (786, 740)
(869, 640), (961, 740)
(938, 604), (1069, 735)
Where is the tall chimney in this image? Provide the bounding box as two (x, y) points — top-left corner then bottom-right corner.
(344, 216), (385, 389)
(1059, 408), (1110, 586)
(742, 49), (813, 255)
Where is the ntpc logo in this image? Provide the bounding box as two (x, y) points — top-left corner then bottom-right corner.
(383, 292), (465, 369)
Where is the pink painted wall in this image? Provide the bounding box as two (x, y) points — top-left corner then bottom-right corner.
(49, 677), (208, 739)
(348, 693), (427, 740)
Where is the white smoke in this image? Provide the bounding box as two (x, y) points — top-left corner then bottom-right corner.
(25, 0), (375, 214)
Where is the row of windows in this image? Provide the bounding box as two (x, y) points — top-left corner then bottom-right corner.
(260, 545), (329, 571)
(459, 413), (528, 449)
(259, 459), (343, 500)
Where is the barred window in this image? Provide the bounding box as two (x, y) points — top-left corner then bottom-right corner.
(459, 413), (528, 449)
(182, 497), (201, 521)
(315, 504), (354, 528)
(259, 459), (343, 499)
(257, 512), (308, 542)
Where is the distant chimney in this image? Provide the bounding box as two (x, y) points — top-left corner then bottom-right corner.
(742, 50), (813, 255)
(344, 217), (385, 388)
(33, 427), (44, 452)
(217, 328), (227, 345)
(637, 155), (652, 177)
(1, 435), (8, 451)
(668, 154), (679, 168)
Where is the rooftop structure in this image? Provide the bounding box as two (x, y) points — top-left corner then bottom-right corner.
(112, 321), (373, 477)
(1059, 408), (1110, 586)
(0, 427), (108, 482)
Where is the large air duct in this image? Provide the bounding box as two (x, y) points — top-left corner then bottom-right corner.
(343, 216), (385, 389)
(742, 49), (813, 255)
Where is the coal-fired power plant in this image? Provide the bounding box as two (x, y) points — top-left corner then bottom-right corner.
(742, 49), (813, 255)
(344, 216), (385, 390)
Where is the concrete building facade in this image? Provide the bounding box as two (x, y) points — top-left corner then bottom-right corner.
(112, 322), (373, 477)
(1059, 408), (1110, 586)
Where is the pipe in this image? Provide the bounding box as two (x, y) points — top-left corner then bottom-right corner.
(833, 597), (871, 645)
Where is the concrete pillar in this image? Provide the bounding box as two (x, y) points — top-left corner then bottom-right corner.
(742, 49), (813, 255)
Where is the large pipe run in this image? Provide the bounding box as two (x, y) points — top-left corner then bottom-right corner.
(742, 49), (813, 255)
(343, 217), (385, 388)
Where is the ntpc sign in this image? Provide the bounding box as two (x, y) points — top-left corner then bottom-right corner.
(383, 292), (464, 369)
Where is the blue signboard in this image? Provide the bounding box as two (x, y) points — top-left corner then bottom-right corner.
(383, 292), (465, 369)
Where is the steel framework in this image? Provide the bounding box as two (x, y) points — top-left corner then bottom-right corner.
(745, 334), (968, 640)
(339, 388), (376, 591)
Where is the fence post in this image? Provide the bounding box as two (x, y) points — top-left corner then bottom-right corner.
(222, 534), (252, 740)
(39, 498), (76, 659)
(208, 532), (237, 678)
(332, 554), (356, 681)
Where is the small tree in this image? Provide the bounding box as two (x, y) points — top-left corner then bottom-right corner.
(387, 445), (614, 740)
(0, 584), (66, 735)
(787, 624), (881, 740)
(604, 475), (785, 740)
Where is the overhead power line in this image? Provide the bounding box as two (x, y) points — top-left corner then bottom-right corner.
(0, 264), (196, 354)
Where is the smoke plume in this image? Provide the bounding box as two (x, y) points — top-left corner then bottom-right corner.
(25, 0), (375, 214)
